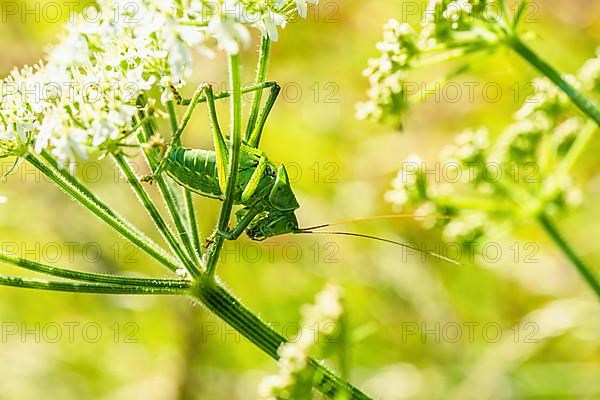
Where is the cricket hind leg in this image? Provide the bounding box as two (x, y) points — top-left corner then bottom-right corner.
(167, 80), (280, 151)
(204, 85), (229, 194)
(246, 83), (281, 149)
(204, 82), (275, 200)
(240, 154), (268, 203)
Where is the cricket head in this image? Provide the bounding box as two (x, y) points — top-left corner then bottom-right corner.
(237, 164), (301, 241)
(268, 165), (300, 212)
(245, 210), (299, 241)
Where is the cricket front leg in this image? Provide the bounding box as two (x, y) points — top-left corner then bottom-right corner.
(217, 206), (262, 240)
(216, 155), (268, 241)
(152, 84), (207, 177)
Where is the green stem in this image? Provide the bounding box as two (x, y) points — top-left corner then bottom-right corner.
(0, 253), (190, 289)
(205, 54), (243, 277)
(26, 154), (181, 273)
(538, 213), (600, 299)
(166, 100), (181, 142)
(165, 178), (199, 259)
(181, 81), (277, 106)
(414, 42), (491, 68)
(0, 275), (187, 295)
(246, 36), (271, 141)
(165, 97), (204, 262)
(508, 36), (600, 127)
(560, 120), (597, 172)
(185, 190), (202, 259)
(113, 153), (200, 278)
(40, 150), (117, 218)
(191, 278), (372, 400)
(142, 103), (201, 263)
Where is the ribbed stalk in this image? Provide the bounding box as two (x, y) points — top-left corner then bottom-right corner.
(508, 37), (600, 127)
(538, 213), (600, 299)
(25, 154), (181, 273)
(191, 278), (372, 400)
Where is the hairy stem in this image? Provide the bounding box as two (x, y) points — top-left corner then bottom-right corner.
(181, 81), (277, 106)
(246, 36), (271, 140)
(185, 190), (203, 260)
(145, 102), (202, 263)
(113, 153), (200, 277)
(538, 213), (600, 299)
(191, 278), (372, 400)
(205, 54), (243, 277)
(26, 154), (181, 273)
(166, 96), (204, 261)
(39, 150), (118, 218)
(0, 253), (191, 289)
(0, 275), (187, 295)
(560, 120), (597, 173)
(508, 36), (600, 127)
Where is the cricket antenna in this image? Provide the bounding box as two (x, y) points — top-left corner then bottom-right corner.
(294, 214), (460, 265)
(300, 213), (451, 231)
(294, 229), (460, 265)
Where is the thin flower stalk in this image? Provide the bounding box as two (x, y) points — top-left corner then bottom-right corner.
(205, 54), (243, 277)
(25, 153), (181, 273)
(0, 276), (188, 295)
(184, 189), (203, 259)
(538, 214), (600, 299)
(0, 253), (191, 289)
(136, 103), (201, 263)
(358, 1), (600, 129)
(112, 153), (200, 278)
(246, 36), (272, 140)
(506, 36), (600, 128)
(181, 81), (278, 106)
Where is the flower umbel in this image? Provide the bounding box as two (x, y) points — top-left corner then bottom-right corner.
(385, 51), (600, 247)
(358, 1), (518, 125)
(0, 0), (320, 167)
(258, 284), (345, 399)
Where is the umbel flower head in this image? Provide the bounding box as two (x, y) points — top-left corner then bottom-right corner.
(0, 0), (319, 166)
(355, 19), (419, 123)
(258, 284), (344, 400)
(357, 0), (512, 125)
(384, 50), (600, 246)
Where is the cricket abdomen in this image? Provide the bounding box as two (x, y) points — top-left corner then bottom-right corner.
(164, 145), (281, 208)
(165, 147), (224, 199)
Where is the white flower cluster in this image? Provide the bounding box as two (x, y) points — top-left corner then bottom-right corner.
(258, 284), (344, 400)
(358, 1), (501, 124)
(206, 0), (296, 54)
(421, 0), (496, 46)
(1, 0), (197, 165)
(385, 51), (600, 244)
(579, 48), (600, 92)
(356, 19), (419, 122)
(0, 0), (318, 165)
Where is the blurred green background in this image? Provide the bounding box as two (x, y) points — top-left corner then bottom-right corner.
(1, 1), (600, 399)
